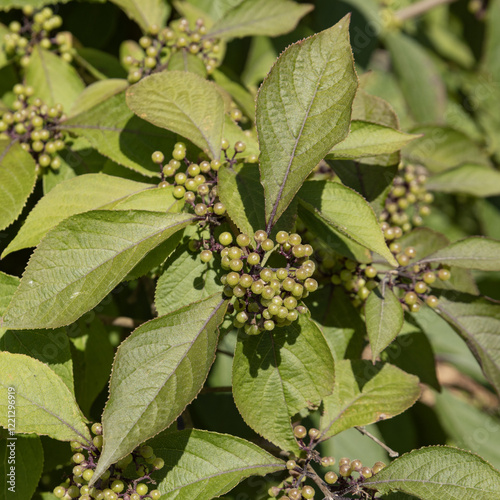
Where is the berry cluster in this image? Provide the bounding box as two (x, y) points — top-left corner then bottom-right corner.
(325, 223), (450, 311)
(217, 230), (318, 335)
(52, 423), (164, 500)
(2, 6), (71, 67)
(267, 425), (386, 499)
(124, 18), (221, 83)
(380, 163), (433, 232)
(0, 85), (66, 174)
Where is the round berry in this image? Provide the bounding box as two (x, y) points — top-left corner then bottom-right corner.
(339, 464), (351, 477)
(151, 151), (164, 164)
(93, 435), (103, 448)
(111, 480), (124, 493)
(438, 268), (451, 281)
(219, 232), (233, 246)
(254, 230), (268, 242)
(213, 202), (226, 215)
(226, 272), (240, 287)
(288, 489), (301, 500)
(234, 141), (246, 153)
(67, 486), (80, 498)
(200, 250), (213, 263)
(423, 271), (436, 284)
(229, 259), (243, 272)
(247, 253), (260, 266)
(325, 471), (338, 484)
(72, 453), (85, 464)
(293, 425), (307, 439)
(308, 428), (320, 440)
(404, 246), (417, 258)
(236, 233), (250, 247)
(339, 457), (350, 466)
(404, 292), (418, 305)
(153, 457), (165, 469)
(350, 459), (362, 472)
(397, 253), (410, 266)
(361, 466), (373, 478)
(261, 238), (274, 251)
(194, 203), (207, 216)
(425, 295), (439, 308)
(414, 281), (427, 294)
(150, 490), (162, 500)
(276, 231), (289, 244)
(82, 469), (94, 482)
(372, 461), (386, 474)
(136, 484), (148, 496)
(304, 278), (318, 292)
(302, 486), (315, 499)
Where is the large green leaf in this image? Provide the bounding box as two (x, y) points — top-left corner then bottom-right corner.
(2, 211), (196, 329)
(483, 0), (500, 81)
(109, 0), (170, 32)
(0, 140), (37, 232)
(0, 0), (72, 9)
(25, 47), (85, 112)
(126, 71), (225, 159)
(403, 126), (490, 173)
(167, 50), (208, 78)
(2, 174), (165, 257)
(365, 284), (404, 361)
(62, 90), (177, 177)
(0, 434), (43, 500)
(320, 360), (420, 439)
(0, 272), (19, 315)
(327, 121), (418, 160)
(232, 314), (335, 454)
(155, 242), (223, 316)
(351, 89), (399, 128)
(436, 294), (500, 396)
(0, 329), (73, 393)
(151, 429), (285, 499)
(206, 0), (313, 39)
(427, 165), (500, 197)
(418, 237), (500, 271)
(0, 352), (91, 443)
(69, 79), (129, 118)
(364, 446), (500, 499)
(434, 389), (500, 469)
(257, 16), (357, 227)
(385, 32), (446, 124)
(93, 295), (227, 482)
(70, 318), (114, 417)
(298, 180), (397, 266)
(218, 163), (265, 240)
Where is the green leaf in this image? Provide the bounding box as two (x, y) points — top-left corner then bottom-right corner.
(364, 446), (500, 499)
(167, 50), (208, 78)
(0, 272), (19, 315)
(62, 90), (177, 177)
(436, 293), (500, 396)
(232, 314), (335, 454)
(0, 329), (74, 393)
(327, 121), (419, 160)
(403, 126), (490, 173)
(320, 360), (420, 439)
(2, 173), (163, 257)
(151, 429), (285, 499)
(207, 0), (313, 39)
(298, 180), (397, 266)
(327, 160), (397, 216)
(69, 79), (129, 118)
(0, 0), (72, 9)
(306, 286), (365, 362)
(365, 284), (404, 361)
(483, 0), (500, 81)
(126, 71), (225, 159)
(398, 228), (478, 295)
(352, 89), (399, 128)
(2, 211), (196, 329)
(218, 163), (265, 240)
(380, 322), (440, 391)
(427, 164), (500, 197)
(70, 318), (114, 417)
(297, 201), (372, 263)
(93, 295), (227, 482)
(385, 32), (446, 124)
(0, 140), (37, 232)
(74, 48), (127, 81)
(0, 434), (43, 500)
(434, 389), (500, 469)
(212, 70), (255, 121)
(155, 242), (223, 316)
(418, 237), (500, 271)
(257, 16), (358, 227)
(241, 36), (278, 90)
(25, 47), (85, 112)
(0, 352), (91, 442)
(109, 0), (170, 32)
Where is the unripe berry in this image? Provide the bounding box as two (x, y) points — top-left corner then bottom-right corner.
(255, 230), (267, 242)
(53, 487), (66, 498)
(414, 281), (427, 294)
(263, 320), (275, 331)
(426, 295), (439, 308)
(221, 138), (230, 150)
(82, 469), (94, 482)
(339, 464), (351, 477)
(372, 461), (386, 474)
(194, 203), (207, 216)
(213, 202), (226, 215)
(302, 486), (315, 499)
(234, 141), (246, 153)
(150, 490), (162, 500)
(286, 459), (297, 470)
(361, 466), (373, 478)
(404, 246), (417, 258)
(226, 272), (240, 287)
(72, 453), (85, 464)
(423, 271), (436, 284)
(397, 253), (410, 266)
(304, 278), (318, 292)
(339, 457), (350, 466)
(136, 484), (148, 496)
(247, 252), (260, 266)
(438, 268), (451, 281)
(404, 292), (418, 305)
(288, 488), (301, 500)
(308, 428), (320, 440)
(293, 425), (307, 439)
(219, 232), (233, 246)
(276, 231), (289, 244)
(350, 459), (362, 471)
(236, 233), (250, 247)
(153, 457), (164, 469)
(325, 471), (338, 484)
(200, 250), (213, 263)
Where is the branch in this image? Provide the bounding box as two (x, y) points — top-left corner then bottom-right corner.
(355, 426), (399, 458)
(394, 0), (458, 21)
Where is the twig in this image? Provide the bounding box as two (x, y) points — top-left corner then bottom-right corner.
(306, 465), (337, 500)
(355, 426), (399, 458)
(394, 0), (458, 21)
(217, 348), (234, 357)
